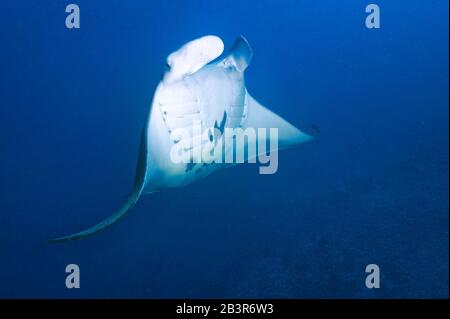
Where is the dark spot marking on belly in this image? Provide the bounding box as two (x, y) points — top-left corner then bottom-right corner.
(185, 162), (196, 172)
(214, 111), (227, 136)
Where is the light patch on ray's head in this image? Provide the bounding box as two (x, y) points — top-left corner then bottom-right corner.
(164, 35), (224, 83)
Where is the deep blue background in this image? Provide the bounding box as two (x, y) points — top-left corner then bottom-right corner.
(0, 0), (448, 298)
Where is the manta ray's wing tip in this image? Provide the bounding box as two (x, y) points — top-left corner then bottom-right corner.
(302, 124), (320, 139)
(297, 124), (320, 143)
(310, 124), (320, 137)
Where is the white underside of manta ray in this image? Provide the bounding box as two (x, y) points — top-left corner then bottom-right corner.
(49, 35), (316, 243)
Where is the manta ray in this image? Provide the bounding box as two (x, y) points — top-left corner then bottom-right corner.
(49, 35), (316, 243)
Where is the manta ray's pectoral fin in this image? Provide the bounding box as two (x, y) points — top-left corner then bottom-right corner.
(164, 35), (224, 83)
(226, 35), (253, 72)
(243, 94), (315, 150)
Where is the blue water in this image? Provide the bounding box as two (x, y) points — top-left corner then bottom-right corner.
(0, 0), (448, 298)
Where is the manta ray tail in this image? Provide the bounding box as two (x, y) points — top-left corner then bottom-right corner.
(48, 187), (143, 243)
(49, 127), (148, 243)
